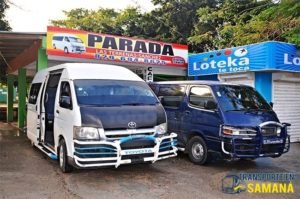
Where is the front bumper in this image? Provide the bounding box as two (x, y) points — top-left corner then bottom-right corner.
(72, 133), (177, 168)
(221, 136), (290, 158)
(71, 47), (86, 53)
(220, 123), (290, 158)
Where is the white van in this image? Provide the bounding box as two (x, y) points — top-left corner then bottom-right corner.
(27, 63), (177, 172)
(52, 34), (86, 53)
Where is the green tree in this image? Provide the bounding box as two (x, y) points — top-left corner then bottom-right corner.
(51, 0), (300, 52)
(189, 0), (300, 52)
(51, 1), (219, 46)
(189, 0), (273, 52)
(0, 0), (11, 31)
(150, 0), (219, 48)
(52, 8), (119, 34)
(231, 0), (300, 46)
(0, 0), (11, 83)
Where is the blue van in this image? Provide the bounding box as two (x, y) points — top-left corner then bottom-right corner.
(150, 81), (290, 164)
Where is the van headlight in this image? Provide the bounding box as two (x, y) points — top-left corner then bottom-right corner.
(156, 123), (167, 135)
(73, 126), (100, 140)
(276, 127), (282, 136)
(222, 126), (256, 136)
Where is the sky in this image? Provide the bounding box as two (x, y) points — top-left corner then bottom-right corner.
(6, 0), (155, 32)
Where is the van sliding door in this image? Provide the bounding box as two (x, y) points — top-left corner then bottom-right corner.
(40, 71), (62, 147)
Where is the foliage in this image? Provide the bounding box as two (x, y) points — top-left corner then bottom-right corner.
(0, 0), (11, 83)
(188, 0), (275, 51)
(51, 0), (300, 52)
(0, 0), (11, 31)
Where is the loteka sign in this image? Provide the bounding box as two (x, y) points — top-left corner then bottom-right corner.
(192, 47), (250, 74)
(47, 26), (188, 68)
(284, 53), (300, 66)
(189, 41), (300, 76)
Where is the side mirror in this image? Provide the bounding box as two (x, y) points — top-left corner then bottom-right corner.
(269, 102), (274, 108)
(60, 96), (72, 109)
(205, 100), (218, 110)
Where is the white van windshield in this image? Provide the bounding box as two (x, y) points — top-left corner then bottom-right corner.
(69, 37), (83, 43)
(213, 85), (272, 112)
(74, 80), (159, 106)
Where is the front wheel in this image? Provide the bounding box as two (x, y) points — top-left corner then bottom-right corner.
(187, 136), (208, 165)
(58, 139), (73, 173)
(64, 47), (69, 53)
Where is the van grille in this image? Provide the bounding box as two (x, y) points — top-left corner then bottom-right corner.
(104, 127), (156, 140)
(120, 139), (156, 150)
(261, 127), (279, 137)
(74, 143), (117, 159)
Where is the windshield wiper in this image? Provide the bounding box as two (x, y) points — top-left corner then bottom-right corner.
(121, 103), (147, 106)
(226, 108), (270, 112)
(225, 108), (247, 112)
(80, 104), (119, 107)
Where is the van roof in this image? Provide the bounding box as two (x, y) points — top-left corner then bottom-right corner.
(32, 63), (143, 83)
(52, 33), (78, 37)
(150, 80), (251, 87)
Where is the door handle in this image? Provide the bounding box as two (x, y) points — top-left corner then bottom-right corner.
(185, 111), (191, 115)
(56, 110), (60, 114)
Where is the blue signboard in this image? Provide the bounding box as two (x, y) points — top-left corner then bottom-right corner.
(188, 41), (300, 76)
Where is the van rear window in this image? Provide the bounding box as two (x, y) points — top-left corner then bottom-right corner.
(29, 83), (42, 104)
(157, 85), (185, 108)
(189, 86), (214, 108)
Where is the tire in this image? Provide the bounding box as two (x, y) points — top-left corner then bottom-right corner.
(187, 136), (208, 165)
(64, 47), (69, 53)
(58, 139), (73, 173)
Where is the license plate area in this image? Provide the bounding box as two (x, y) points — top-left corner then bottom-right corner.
(122, 148), (154, 155)
(263, 138), (283, 145)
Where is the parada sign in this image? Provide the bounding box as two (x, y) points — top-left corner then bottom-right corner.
(88, 34), (174, 56)
(46, 26), (188, 68)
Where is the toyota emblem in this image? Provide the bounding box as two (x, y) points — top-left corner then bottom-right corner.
(128, 121), (137, 129)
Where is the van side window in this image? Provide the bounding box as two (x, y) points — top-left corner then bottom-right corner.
(189, 86), (214, 109)
(64, 37), (70, 42)
(53, 36), (63, 41)
(29, 83), (42, 104)
(148, 84), (157, 94)
(59, 82), (72, 109)
(158, 85), (185, 108)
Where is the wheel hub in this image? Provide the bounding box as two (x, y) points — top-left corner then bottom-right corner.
(192, 143), (204, 159)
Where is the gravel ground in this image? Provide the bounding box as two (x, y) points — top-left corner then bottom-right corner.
(0, 122), (299, 199)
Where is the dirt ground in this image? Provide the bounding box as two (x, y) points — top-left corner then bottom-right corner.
(0, 122), (299, 199)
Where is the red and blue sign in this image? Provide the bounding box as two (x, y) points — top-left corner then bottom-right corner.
(188, 41), (300, 76)
(47, 26), (188, 68)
